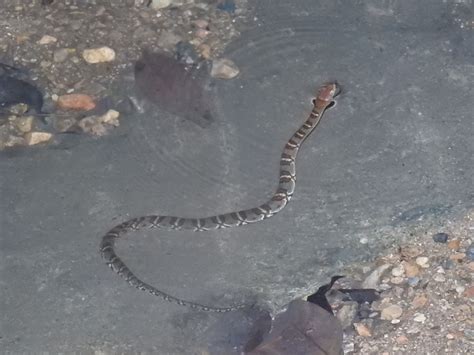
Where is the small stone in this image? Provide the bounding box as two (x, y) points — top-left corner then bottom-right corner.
(391, 265), (405, 277)
(211, 58), (239, 79)
(100, 109), (120, 126)
(455, 286), (465, 295)
(450, 253), (466, 261)
(413, 313), (426, 323)
(433, 274), (446, 282)
(359, 237), (369, 244)
(432, 232), (449, 243)
(464, 286), (474, 298)
(82, 47), (115, 63)
(446, 333), (455, 340)
(411, 294), (428, 309)
(396, 335), (409, 345)
(53, 48), (71, 63)
(198, 44), (211, 59)
(353, 323), (372, 337)
(5, 135), (26, 148)
(407, 277), (420, 287)
(57, 94), (96, 111)
(150, 0), (170, 9)
(38, 35), (57, 44)
(24, 131), (52, 145)
(467, 261), (474, 271)
(466, 243), (474, 261)
(404, 262), (420, 277)
(390, 276), (404, 285)
(441, 258), (456, 269)
(193, 19), (209, 29)
(416, 256), (429, 268)
(448, 239), (461, 250)
(380, 304), (403, 320)
(14, 116), (34, 133)
(362, 264), (391, 289)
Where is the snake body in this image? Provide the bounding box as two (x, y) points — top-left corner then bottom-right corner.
(100, 83), (340, 312)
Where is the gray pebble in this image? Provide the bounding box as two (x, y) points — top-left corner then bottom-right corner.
(432, 232), (449, 243)
(441, 258), (455, 270)
(407, 277), (420, 287)
(466, 243), (474, 261)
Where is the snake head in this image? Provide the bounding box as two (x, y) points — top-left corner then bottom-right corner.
(313, 82), (340, 110)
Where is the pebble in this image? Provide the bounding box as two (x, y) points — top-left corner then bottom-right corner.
(13, 116), (34, 133)
(396, 335), (409, 344)
(362, 264), (391, 289)
(198, 43), (211, 59)
(450, 253), (466, 261)
(415, 256), (430, 268)
(78, 109), (120, 136)
(390, 276), (404, 285)
(407, 277), (420, 286)
(82, 47), (115, 63)
(150, 0), (170, 10)
(211, 58), (239, 79)
(432, 232), (449, 243)
(24, 131), (52, 145)
(413, 313), (426, 323)
(353, 323), (372, 337)
(455, 286), (465, 295)
(57, 94), (96, 111)
(38, 35), (57, 44)
(433, 274), (446, 282)
(466, 243), (474, 261)
(441, 258), (456, 270)
(53, 48), (71, 63)
(447, 239), (461, 250)
(404, 262), (420, 277)
(411, 294), (428, 309)
(464, 286), (474, 298)
(391, 265), (405, 277)
(380, 304), (403, 320)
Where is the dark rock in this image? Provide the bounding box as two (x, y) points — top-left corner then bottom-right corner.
(175, 41), (199, 65)
(432, 232), (449, 243)
(0, 76), (44, 114)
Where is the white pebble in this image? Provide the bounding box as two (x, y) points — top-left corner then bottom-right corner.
(413, 313), (426, 323)
(83, 46), (115, 63)
(416, 256), (430, 268)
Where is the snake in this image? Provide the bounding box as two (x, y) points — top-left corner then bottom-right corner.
(100, 82), (340, 312)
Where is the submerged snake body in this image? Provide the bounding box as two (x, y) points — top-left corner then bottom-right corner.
(100, 83), (340, 312)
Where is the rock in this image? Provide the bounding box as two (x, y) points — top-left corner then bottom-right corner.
(433, 274), (446, 282)
(198, 43), (212, 59)
(441, 258), (456, 269)
(24, 131), (52, 145)
(193, 19), (209, 29)
(380, 304), (403, 320)
(448, 239), (461, 250)
(450, 253), (466, 261)
(336, 302), (358, 329)
(396, 335), (409, 344)
(390, 276), (404, 285)
(82, 47), (115, 63)
(411, 294), (428, 309)
(362, 264), (391, 289)
(57, 94), (96, 111)
(150, 0), (171, 10)
(391, 265), (405, 277)
(413, 313), (426, 323)
(4, 135), (26, 148)
(13, 115), (34, 133)
(53, 48), (71, 63)
(407, 277), (420, 287)
(467, 262), (474, 271)
(38, 35), (57, 44)
(464, 286), (474, 298)
(353, 323), (372, 337)
(415, 256), (430, 268)
(466, 243), (474, 261)
(211, 58), (239, 79)
(432, 232), (449, 243)
(78, 109), (120, 136)
(404, 262), (420, 277)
